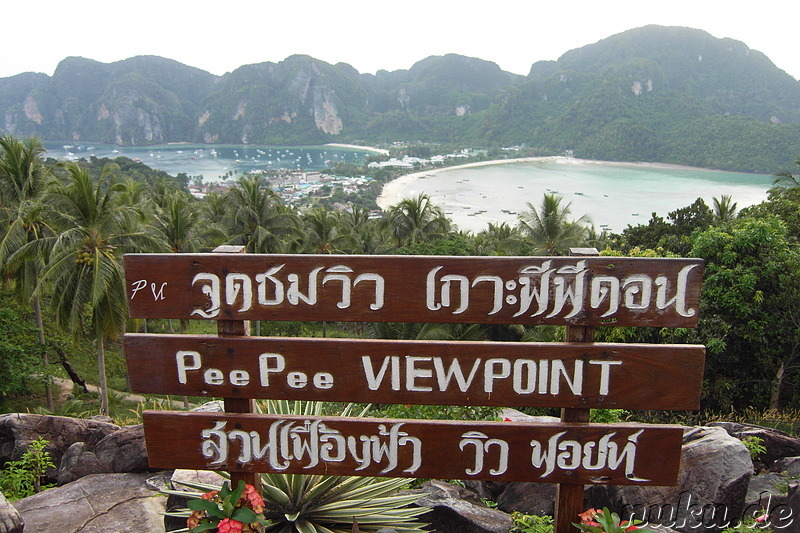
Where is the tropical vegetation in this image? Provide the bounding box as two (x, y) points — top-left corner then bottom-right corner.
(0, 133), (798, 416)
(2, 133), (800, 531)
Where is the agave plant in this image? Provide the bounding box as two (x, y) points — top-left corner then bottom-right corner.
(164, 400), (429, 533)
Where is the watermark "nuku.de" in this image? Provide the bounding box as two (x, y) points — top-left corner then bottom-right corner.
(623, 491), (794, 529)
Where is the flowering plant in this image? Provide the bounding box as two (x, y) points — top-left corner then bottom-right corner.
(186, 480), (269, 533)
(574, 508), (651, 533)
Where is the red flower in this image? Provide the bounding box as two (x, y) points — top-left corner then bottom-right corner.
(217, 517), (244, 532)
(578, 508), (600, 524)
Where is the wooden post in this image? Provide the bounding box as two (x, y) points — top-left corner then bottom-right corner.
(554, 248), (599, 533)
(213, 245), (259, 491)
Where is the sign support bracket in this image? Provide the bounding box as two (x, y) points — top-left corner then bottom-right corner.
(214, 245), (260, 492)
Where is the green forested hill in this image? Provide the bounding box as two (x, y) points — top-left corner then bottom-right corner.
(480, 26), (800, 171)
(0, 25), (798, 172)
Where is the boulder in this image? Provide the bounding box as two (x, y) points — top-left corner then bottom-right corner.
(784, 484), (800, 533)
(771, 456), (800, 477)
(496, 481), (557, 516)
(745, 472), (789, 507)
(13, 472), (166, 533)
(57, 425), (149, 484)
(487, 426), (751, 533)
(0, 492), (22, 533)
(411, 480), (512, 533)
(710, 422), (800, 470)
(0, 413), (118, 475)
(601, 426), (753, 532)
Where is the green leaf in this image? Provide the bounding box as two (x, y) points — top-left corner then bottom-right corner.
(222, 499), (234, 517)
(232, 507), (258, 523)
(230, 479), (246, 505)
(187, 499), (219, 513)
(219, 481), (233, 499)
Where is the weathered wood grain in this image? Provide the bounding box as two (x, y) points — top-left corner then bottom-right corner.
(142, 411), (683, 486)
(125, 335), (705, 410)
(124, 254), (703, 327)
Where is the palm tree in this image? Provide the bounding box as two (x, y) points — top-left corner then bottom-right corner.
(25, 163), (165, 414)
(473, 222), (523, 256)
(301, 207), (348, 254)
(341, 206), (392, 254)
(225, 175), (300, 253)
(385, 193), (451, 247)
(517, 193), (590, 255)
(0, 135), (57, 409)
(712, 195), (738, 224)
(154, 190), (224, 253)
(772, 159), (800, 187)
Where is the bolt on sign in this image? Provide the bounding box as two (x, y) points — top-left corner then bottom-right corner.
(123, 253), (704, 494)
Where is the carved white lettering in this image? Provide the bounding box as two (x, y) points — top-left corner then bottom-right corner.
(200, 420), (422, 474)
(176, 351), (201, 384)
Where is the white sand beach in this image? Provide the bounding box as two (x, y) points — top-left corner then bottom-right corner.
(376, 156), (565, 209)
(324, 143), (390, 156)
(375, 156), (772, 233)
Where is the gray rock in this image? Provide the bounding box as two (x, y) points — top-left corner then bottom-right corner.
(710, 422), (800, 470)
(57, 442), (104, 484)
(746, 473), (789, 506)
(0, 492), (23, 533)
(498, 408), (559, 425)
(171, 468), (226, 490)
(190, 400), (224, 413)
(0, 413), (118, 475)
(783, 484), (800, 533)
(56, 424), (149, 484)
(145, 471), (175, 493)
(496, 481), (557, 516)
(14, 472), (166, 533)
(772, 456), (800, 477)
(411, 480), (511, 533)
(485, 425), (752, 532)
(609, 426), (753, 533)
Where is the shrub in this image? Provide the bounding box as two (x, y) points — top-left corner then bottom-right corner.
(0, 437), (55, 501)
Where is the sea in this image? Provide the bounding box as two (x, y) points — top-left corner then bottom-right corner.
(383, 159), (774, 233)
(43, 142), (374, 181)
(44, 143), (774, 234)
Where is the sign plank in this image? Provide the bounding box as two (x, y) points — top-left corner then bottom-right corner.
(124, 254), (703, 327)
(125, 334), (705, 410)
(142, 412), (683, 486)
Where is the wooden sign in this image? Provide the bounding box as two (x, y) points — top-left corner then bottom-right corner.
(124, 254), (703, 327)
(125, 334), (705, 410)
(142, 411), (683, 486)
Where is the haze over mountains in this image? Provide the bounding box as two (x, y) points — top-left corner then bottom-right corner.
(1, 25), (799, 173)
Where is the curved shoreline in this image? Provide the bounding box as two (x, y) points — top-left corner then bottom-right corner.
(376, 157), (562, 209)
(324, 142), (390, 155)
(376, 156), (737, 210)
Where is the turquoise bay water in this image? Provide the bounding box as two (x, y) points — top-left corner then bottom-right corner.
(393, 159), (774, 233)
(44, 143), (372, 181)
(45, 143), (774, 234)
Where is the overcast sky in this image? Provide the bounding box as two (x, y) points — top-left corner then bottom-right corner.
(5, 0), (799, 80)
